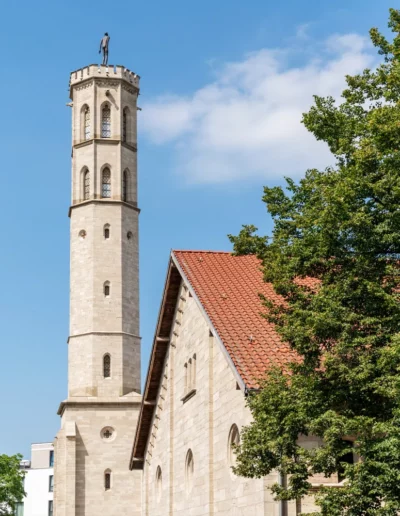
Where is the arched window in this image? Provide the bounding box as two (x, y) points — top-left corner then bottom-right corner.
(122, 170), (128, 202)
(84, 106), (91, 140)
(228, 424), (240, 468)
(102, 168), (111, 198)
(101, 104), (111, 138)
(84, 170), (90, 200)
(155, 466), (162, 502)
(104, 224), (110, 239)
(122, 109), (127, 142)
(103, 354), (111, 378)
(104, 281), (110, 297)
(104, 470), (111, 490)
(185, 450), (194, 493)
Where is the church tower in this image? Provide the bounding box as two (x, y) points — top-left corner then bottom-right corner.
(54, 64), (142, 516)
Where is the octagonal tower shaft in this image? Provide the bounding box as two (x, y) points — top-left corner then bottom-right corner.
(68, 65), (141, 397)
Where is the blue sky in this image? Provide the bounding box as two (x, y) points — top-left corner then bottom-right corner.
(0, 0), (394, 457)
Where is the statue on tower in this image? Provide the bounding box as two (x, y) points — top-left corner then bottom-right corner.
(99, 33), (110, 66)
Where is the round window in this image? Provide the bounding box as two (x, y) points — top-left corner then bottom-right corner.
(100, 426), (116, 442)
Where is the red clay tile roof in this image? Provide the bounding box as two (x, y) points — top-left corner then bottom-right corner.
(173, 250), (299, 389)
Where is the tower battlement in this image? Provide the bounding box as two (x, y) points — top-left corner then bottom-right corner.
(69, 64), (140, 93)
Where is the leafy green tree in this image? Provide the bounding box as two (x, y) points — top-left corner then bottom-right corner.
(228, 224), (268, 256)
(0, 455), (25, 516)
(233, 9), (400, 515)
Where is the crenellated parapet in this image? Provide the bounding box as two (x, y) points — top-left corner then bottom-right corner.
(69, 64), (140, 98)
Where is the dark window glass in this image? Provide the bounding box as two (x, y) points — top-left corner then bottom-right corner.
(104, 355), (111, 378)
(123, 110), (127, 142)
(338, 440), (354, 482)
(48, 501), (53, 516)
(105, 472), (111, 490)
(49, 451), (54, 467)
(104, 227), (110, 239)
(49, 475), (54, 492)
(122, 170), (128, 202)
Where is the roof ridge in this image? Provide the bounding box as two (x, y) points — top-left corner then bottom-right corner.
(173, 250), (233, 255)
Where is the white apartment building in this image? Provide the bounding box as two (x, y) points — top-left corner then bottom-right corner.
(17, 443), (54, 516)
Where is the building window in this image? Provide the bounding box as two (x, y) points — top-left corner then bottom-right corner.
(101, 105), (111, 138)
(15, 503), (24, 516)
(185, 450), (194, 494)
(183, 354), (196, 399)
(49, 475), (54, 492)
(48, 501), (53, 516)
(103, 354), (111, 377)
(122, 109), (127, 142)
(84, 170), (90, 200)
(49, 450), (54, 467)
(122, 170), (128, 202)
(104, 282), (110, 297)
(338, 440), (354, 482)
(156, 466), (162, 502)
(101, 168), (111, 198)
(84, 106), (90, 140)
(101, 427), (115, 441)
(228, 424), (240, 468)
(105, 470), (111, 490)
(104, 224), (110, 239)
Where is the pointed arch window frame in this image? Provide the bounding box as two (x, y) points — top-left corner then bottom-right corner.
(103, 354), (111, 378)
(84, 106), (91, 140)
(101, 167), (111, 198)
(83, 169), (90, 201)
(101, 104), (111, 138)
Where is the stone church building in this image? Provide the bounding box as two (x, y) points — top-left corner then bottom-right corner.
(53, 63), (347, 516)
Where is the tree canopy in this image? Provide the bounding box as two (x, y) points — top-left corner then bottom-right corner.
(230, 9), (400, 515)
(0, 455), (25, 516)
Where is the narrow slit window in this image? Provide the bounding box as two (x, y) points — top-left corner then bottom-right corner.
(104, 282), (110, 297)
(104, 225), (110, 239)
(105, 471), (111, 490)
(101, 105), (111, 138)
(103, 355), (111, 378)
(122, 170), (128, 202)
(123, 109), (127, 142)
(102, 168), (111, 198)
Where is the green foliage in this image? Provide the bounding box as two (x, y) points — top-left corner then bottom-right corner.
(228, 224), (268, 256)
(232, 9), (400, 515)
(0, 455), (25, 516)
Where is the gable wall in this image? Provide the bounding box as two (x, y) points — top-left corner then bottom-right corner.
(142, 283), (282, 515)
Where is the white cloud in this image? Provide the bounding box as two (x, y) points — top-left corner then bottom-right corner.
(141, 33), (377, 184)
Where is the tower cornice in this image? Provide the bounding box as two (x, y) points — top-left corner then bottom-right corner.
(68, 199), (140, 218)
(73, 138), (137, 152)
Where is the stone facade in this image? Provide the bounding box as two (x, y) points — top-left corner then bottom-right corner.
(135, 254), (345, 515)
(141, 281), (282, 516)
(54, 65), (142, 516)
